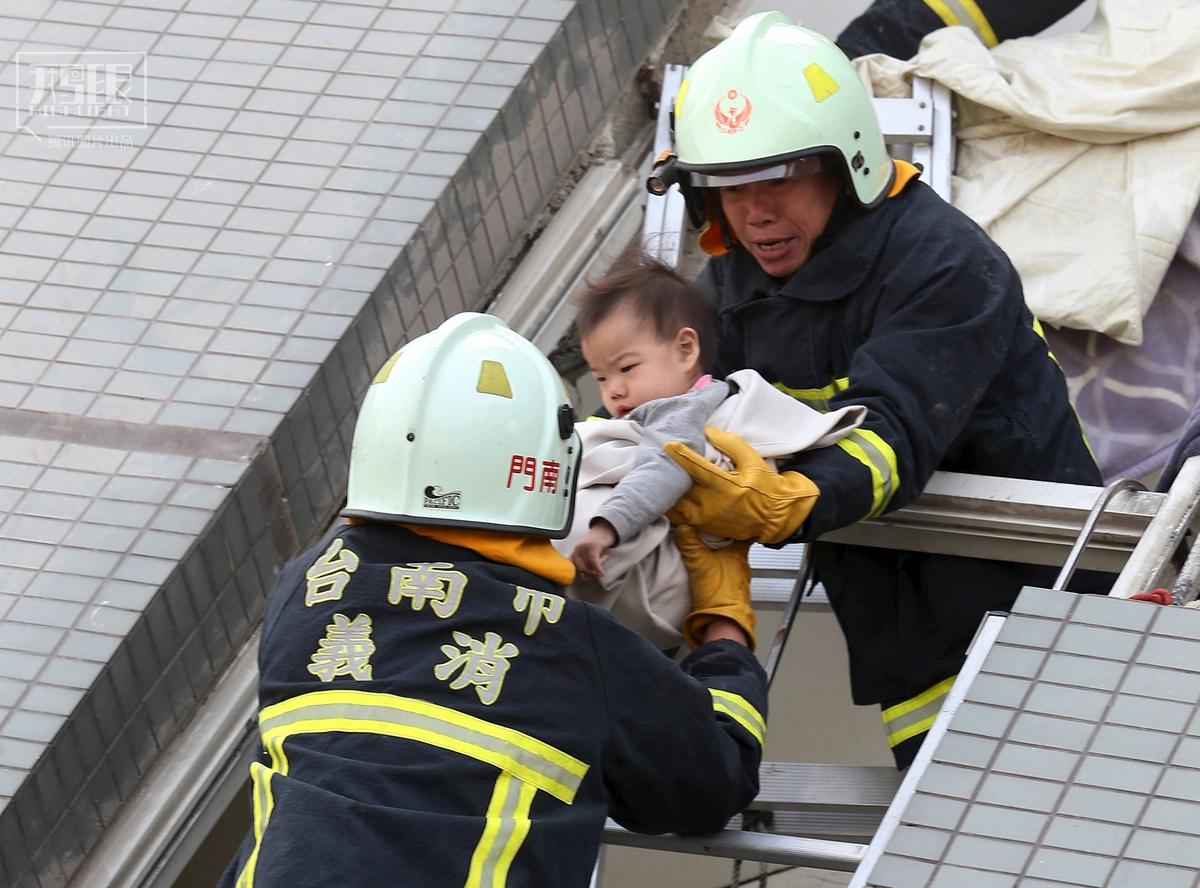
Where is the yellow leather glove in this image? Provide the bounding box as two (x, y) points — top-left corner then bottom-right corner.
(675, 525), (755, 650)
(665, 426), (820, 545)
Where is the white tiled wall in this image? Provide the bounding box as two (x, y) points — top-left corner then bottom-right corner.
(0, 2), (684, 884)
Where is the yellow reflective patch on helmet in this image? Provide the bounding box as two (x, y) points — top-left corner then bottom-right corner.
(803, 63), (839, 103)
(477, 360), (513, 398)
(373, 351), (401, 384)
(674, 78), (690, 119)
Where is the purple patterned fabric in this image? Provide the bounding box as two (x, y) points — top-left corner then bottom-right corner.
(1046, 223), (1200, 484)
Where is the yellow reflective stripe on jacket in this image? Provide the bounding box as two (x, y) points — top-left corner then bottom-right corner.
(773, 378), (899, 517)
(773, 378), (850, 412)
(710, 688), (766, 746)
(1030, 317), (1061, 368)
(836, 429), (899, 519)
(234, 761), (276, 888)
(467, 771), (537, 888)
(881, 675), (956, 748)
(259, 689), (588, 804)
(921, 0), (998, 46)
(1031, 318), (1099, 466)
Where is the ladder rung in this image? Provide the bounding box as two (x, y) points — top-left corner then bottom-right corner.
(749, 576), (829, 609)
(602, 820), (866, 872)
(871, 96), (934, 143)
(747, 544), (804, 575)
(748, 543), (831, 609)
(751, 762), (902, 813)
(740, 810), (884, 844)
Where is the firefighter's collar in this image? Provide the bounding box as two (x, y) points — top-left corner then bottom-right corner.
(888, 159), (922, 197)
(403, 524), (576, 586)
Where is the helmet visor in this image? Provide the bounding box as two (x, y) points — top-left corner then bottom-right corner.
(687, 155), (823, 188)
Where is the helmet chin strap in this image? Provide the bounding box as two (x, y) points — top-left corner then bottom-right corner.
(810, 184), (856, 258)
(719, 202), (734, 251)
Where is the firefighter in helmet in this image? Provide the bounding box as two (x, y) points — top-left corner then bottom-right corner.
(656, 12), (1103, 768)
(836, 0), (1089, 62)
(220, 312), (768, 887)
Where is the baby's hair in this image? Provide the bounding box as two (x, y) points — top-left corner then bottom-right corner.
(573, 249), (718, 371)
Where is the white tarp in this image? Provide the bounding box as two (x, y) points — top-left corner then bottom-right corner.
(856, 0), (1200, 345)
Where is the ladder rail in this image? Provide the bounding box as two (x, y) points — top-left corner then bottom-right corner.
(1109, 455), (1200, 598)
(1052, 477), (1148, 590)
(821, 471), (1162, 572)
(762, 544), (812, 686)
(601, 820), (867, 872)
(642, 63), (688, 268)
(1171, 522), (1200, 604)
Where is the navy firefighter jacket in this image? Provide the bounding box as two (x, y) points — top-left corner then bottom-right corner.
(219, 523), (767, 888)
(698, 169), (1101, 763)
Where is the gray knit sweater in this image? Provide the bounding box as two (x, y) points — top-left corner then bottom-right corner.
(596, 379), (730, 543)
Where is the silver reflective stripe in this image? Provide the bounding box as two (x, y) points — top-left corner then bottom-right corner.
(882, 696), (942, 746)
(689, 156), (823, 188)
(836, 429), (899, 520)
(848, 430), (898, 517)
(709, 689), (765, 746)
(259, 691), (586, 803)
(881, 676), (956, 748)
(469, 773), (536, 888)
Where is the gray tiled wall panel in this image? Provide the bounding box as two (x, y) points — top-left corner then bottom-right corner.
(0, 0), (684, 884)
(862, 588), (1200, 888)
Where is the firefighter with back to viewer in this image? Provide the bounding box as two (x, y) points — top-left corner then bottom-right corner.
(657, 12), (1105, 769)
(218, 312), (768, 887)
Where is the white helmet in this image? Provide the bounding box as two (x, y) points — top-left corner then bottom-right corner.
(665, 11), (893, 238)
(344, 313), (580, 538)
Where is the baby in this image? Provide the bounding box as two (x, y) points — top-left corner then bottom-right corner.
(570, 258), (726, 581)
(555, 250), (865, 651)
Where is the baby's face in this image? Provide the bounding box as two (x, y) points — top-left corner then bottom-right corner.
(581, 303), (701, 418)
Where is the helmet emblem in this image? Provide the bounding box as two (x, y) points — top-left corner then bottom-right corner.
(713, 89), (752, 134)
(423, 486), (462, 510)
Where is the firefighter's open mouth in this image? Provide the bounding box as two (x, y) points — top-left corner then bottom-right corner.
(755, 238), (790, 251)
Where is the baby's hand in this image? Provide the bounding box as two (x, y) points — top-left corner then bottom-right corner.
(571, 521), (618, 580)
